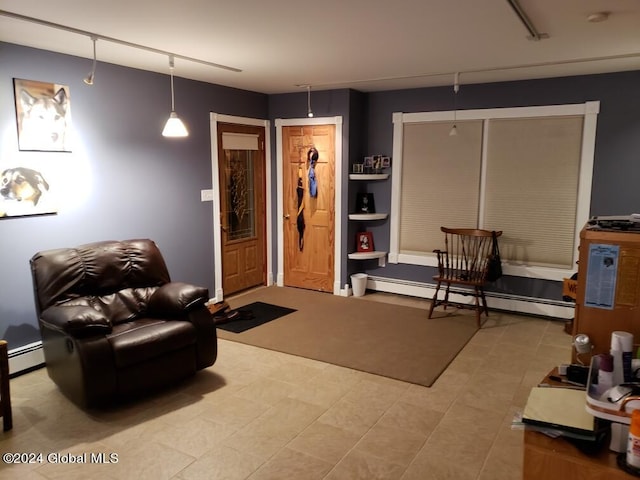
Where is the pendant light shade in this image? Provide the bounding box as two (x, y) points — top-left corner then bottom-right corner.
(162, 55), (189, 138)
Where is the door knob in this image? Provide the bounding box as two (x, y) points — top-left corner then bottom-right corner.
(284, 214), (290, 219)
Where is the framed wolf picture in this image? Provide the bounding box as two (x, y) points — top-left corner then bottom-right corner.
(14, 79), (72, 152)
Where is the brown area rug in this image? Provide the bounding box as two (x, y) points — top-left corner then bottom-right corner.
(219, 286), (478, 387)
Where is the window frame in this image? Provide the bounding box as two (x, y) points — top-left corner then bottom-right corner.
(388, 101), (600, 281)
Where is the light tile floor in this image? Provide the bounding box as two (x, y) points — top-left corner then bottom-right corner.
(0, 292), (572, 479)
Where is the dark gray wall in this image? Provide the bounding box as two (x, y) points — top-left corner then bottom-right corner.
(359, 70), (640, 300)
(2, 40), (640, 352)
(0, 42), (267, 350)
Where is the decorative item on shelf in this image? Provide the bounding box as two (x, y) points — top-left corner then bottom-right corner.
(357, 232), (374, 252)
(355, 193), (375, 214)
(363, 156), (374, 173)
(352, 164), (364, 174)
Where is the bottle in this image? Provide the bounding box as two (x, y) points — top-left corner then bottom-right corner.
(597, 353), (614, 398)
(627, 409), (640, 468)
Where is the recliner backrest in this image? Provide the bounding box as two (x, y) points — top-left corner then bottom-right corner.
(30, 239), (171, 319)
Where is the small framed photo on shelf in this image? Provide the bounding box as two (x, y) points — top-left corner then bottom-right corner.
(352, 163), (364, 173)
(355, 192), (375, 213)
(381, 156), (391, 168)
(363, 156), (374, 173)
(357, 232), (374, 252)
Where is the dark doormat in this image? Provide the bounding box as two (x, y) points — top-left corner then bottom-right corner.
(216, 301), (297, 334)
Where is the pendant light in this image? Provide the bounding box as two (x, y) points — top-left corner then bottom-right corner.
(162, 55), (189, 137)
(449, 72), (460, 136)
(307, 85), (314, 118)
(83, 36), (98, 85)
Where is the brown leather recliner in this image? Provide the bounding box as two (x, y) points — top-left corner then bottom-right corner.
(30, 239), (217, 408)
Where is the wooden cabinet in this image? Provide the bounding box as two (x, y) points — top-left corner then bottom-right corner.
(523, 430), (630, 480)
(572, 227), (640, 362)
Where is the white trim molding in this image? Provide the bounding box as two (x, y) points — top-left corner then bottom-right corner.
(390, 101), (599, 281)
(209, 113), (272, 303)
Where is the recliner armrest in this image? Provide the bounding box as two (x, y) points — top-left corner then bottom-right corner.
(147, 282), (208, 317)
(40, 305), (112, 338)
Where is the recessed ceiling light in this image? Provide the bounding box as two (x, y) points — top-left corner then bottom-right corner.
(587, 12), (610, 23)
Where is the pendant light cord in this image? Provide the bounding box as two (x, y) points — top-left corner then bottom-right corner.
(169, 56), (176, 112)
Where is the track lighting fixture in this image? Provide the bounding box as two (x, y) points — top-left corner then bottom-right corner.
(162, 56), (189, 138)
(83, 36), (97, 85)
(307, 85), (314, 118)
(449, 72), (460, 136)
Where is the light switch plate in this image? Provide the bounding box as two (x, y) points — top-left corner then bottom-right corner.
(201, 189), (214, 202)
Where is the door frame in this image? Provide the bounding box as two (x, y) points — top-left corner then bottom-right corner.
(210, 113), (272, 302)
(275, 116), (344, 295)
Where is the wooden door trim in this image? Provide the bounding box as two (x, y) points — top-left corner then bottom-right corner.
(210, 113), (272, 303)
(275, 116), (344, 295)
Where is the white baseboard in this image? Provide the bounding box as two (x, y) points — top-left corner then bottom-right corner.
(367, 275), (574, 320)
(8, 341), (45, 376)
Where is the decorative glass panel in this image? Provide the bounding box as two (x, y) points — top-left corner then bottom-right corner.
(225, 149), (255, 241)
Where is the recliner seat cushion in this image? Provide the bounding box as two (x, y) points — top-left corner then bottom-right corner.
(107, 319), (196, 368)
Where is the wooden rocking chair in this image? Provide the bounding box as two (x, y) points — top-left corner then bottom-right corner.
(428, 227), (502, 327)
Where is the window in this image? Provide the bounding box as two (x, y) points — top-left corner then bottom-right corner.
(389, 102), (599, 281)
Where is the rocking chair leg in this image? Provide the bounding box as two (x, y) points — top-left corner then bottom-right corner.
(428, 281), (441, 319)
(479, 287), (489, 316)
(443, 284), (451, 310)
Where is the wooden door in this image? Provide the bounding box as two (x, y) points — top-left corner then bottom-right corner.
(218, 123), (266, 295)
(282, 125), (335, 292)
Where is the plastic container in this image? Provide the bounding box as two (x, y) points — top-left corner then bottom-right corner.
(351, 273), (368, 297)
(627, 410), (640, 468)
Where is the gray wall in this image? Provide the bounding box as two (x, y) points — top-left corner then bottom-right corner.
(0, 42), (267, 350)
(2, 40), (640, 352)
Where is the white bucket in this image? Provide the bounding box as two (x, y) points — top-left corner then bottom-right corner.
(351, 273), (368, 297)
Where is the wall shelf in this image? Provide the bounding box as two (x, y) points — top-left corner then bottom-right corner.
(347, 251), (387, 267)
(348, 213), (388, 221)
(349, 173), (389, 181)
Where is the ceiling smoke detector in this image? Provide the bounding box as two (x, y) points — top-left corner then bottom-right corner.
(587, 12), (610, 23)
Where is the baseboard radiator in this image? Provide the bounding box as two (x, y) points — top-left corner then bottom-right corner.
(367, 275), (574, 320)
(8, 341), (45, 376)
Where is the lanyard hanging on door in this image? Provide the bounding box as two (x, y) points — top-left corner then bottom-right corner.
(308, 147), (318, 198)
(296, 161), (305, 251)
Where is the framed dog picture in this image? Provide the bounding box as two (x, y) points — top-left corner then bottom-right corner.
(14, 78), (72, 152)
(357, 232), (374, 252)
(0, 164), (57, 218)
(355, 192), (375, 214)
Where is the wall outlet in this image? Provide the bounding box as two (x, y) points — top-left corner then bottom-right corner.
(200, 189), (214, 202)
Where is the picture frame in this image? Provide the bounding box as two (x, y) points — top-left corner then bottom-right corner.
(357, 232), (374, 252)
(363, 156), (374, 168)
(381, 156), (391, 168)
(355, 192), (375, 213)
(14, 78), (72, 152)
(0, 164), (57, 218)
(352, 163), (364, 173)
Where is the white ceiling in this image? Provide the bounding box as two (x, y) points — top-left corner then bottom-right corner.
(1, 0), (639, 94)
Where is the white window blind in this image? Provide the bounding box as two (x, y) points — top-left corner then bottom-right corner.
(400, 120), (483, 255)
(483, 116), (583, 268)
(222, 132), (259, 150)
(390, 102), (598, 279)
